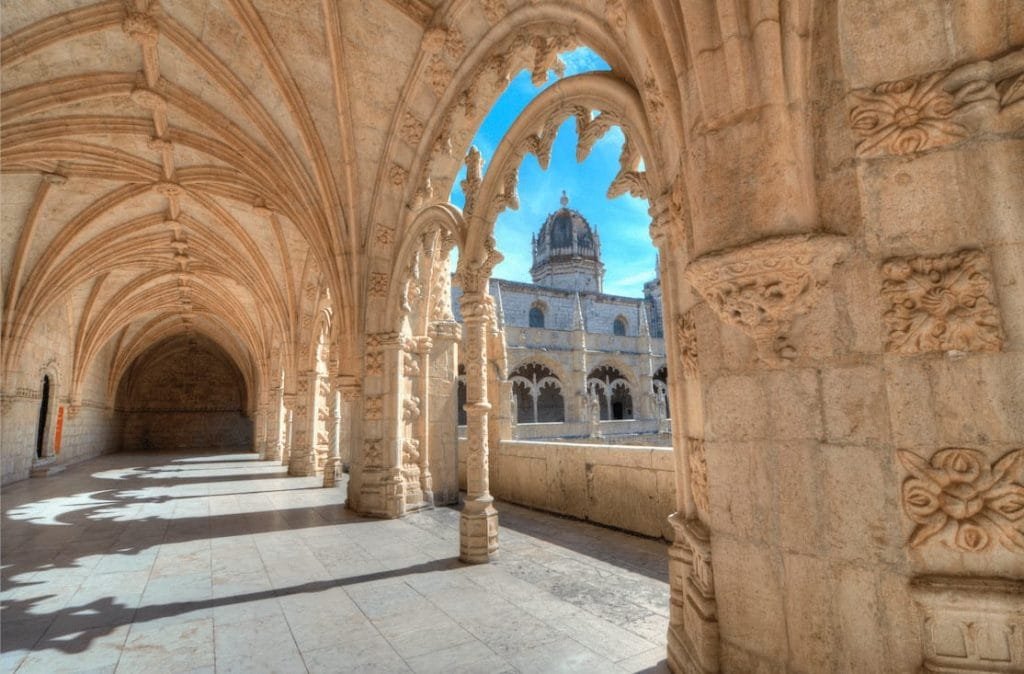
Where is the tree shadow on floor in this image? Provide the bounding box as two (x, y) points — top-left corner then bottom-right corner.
(1, 557), (461, 655)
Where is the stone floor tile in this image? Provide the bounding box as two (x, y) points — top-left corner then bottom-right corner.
(1, 452), (669, 673)
(117, 617), (215, 672)
(615, 646), (672, 673)
(301, 634), (412, 674)
(16, 623), (130, 674)
(404, 638), (516, 674)
(509, 635), (622, 674)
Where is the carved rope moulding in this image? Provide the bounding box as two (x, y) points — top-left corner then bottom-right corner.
(881, 249), (1003, 354)
(898, 447), (1024, 552)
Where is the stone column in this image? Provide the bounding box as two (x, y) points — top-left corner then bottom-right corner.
(339, 380), (359, 470)
(289, 370), (319, 477)
(254, 399), (268, 456)
(458, 290), (498, 563)
(281, 393), (295, 466)
(428, 320), (460, 505)
(322, 380), (342, 487)
(264, 387), (284, 461)
(414, 336), (434, 503)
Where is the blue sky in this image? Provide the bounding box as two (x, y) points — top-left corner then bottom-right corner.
(448, 47), (657, 297)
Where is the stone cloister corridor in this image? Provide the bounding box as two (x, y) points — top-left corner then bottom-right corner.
(3, 1), (1023, 672)
(1, 451), (670, 673)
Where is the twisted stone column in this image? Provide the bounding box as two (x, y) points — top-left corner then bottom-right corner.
(458, 291), (498, 563)
(322, 381), (342, 487)
(414, 337), (434, 503)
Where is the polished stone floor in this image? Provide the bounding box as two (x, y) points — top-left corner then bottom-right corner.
(1, 452), (669, 673)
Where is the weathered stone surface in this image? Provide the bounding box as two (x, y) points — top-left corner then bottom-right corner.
(1, 3), (1021, 672)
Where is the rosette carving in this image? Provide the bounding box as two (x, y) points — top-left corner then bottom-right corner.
(898, 447), (1024, 552)
(849, 49), (1024, 157)
(881, 249), (1003, 354)
(685, 235), (849, 364)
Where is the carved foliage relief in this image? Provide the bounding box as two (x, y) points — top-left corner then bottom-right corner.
(686, 235), (848, 363)
(898, 447), (1024, 552)
(676, 310), (698, 379)
(881, 249), (1003, 354)
(688, 438), (709, 516)
(849, 49), (1024, 157)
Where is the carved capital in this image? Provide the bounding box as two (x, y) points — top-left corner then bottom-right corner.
(686, 234), (849, 364)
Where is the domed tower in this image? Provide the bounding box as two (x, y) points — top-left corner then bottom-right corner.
(530, 192), (605, 292)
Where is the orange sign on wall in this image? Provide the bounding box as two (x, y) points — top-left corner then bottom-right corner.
(54, 406), (64, 453)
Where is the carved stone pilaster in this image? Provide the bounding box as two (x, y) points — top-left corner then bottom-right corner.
(322, 384), (342, 488)
(288, 371), (319, 477)
(667, 514), (719, 674)
(911, 576), (1024, 673)
(685, 234), (849, 364)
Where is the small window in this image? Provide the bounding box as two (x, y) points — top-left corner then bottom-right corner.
(529, 306), (545, 328)
(612, 317), (627, 336)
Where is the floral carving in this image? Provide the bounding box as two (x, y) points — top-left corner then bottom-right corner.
(898, 447), (1024, 552)
(426, 56), (453, 99)
(480, 0), (507, 24)
(881, 249), (1003, 354)
(460, 146), (483, 217)
(604, 0), (627, 34)
(368, 272), (389, 297)
(364, 438), (383, 467)
(676, 311), (698, 379)
(686, 235), (849, 364)
(399, 111), (424, 146)
(388, 163), (408, 187)
(849, 72), (965, 156)
(365, 351), (384, 376)
(688, 438), (709, 516)
(376, 224), (395, 246)
(364, 396), (383, 421)
(849, 49), (1024, 157)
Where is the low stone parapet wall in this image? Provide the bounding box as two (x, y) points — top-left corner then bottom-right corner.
(459, 438), (676, 540)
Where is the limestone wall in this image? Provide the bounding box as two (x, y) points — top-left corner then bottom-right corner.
(459, 438), (676, 540)
(1, 298), (119, 484)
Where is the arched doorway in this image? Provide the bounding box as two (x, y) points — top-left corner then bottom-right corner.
(116, 334), (252, 452)
(35, 375), (51, 459)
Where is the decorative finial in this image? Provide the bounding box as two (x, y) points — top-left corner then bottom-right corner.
(560, 190), (569, 208)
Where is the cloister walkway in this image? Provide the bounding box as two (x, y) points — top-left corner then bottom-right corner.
(1, 452), (669, 673)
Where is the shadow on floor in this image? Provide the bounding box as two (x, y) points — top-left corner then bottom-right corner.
(2, 557), (461, 655)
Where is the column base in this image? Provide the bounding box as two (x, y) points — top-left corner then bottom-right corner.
(287, 449), (317, 477)
(322, 458), (340, 487)
(459, 499), (498, 564)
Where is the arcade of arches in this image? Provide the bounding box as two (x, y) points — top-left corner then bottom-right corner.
(2, 2), (1023, 672)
